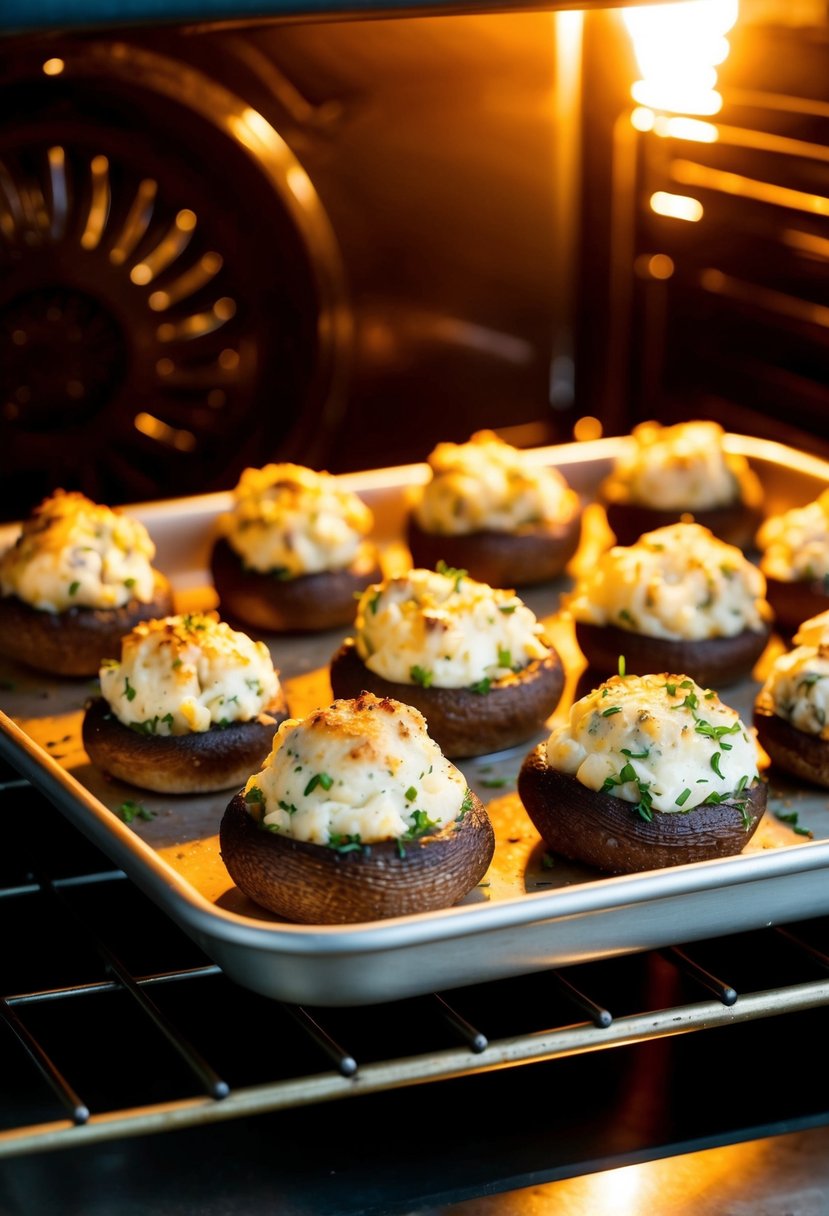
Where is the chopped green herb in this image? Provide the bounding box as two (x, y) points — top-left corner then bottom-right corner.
(368, 589), (382, 615)
(68, 580), (80, 596)
(618, 608), (636, 626)
(124, 577), (136, 590)
(621, 747), (649, 759)
(304, 772), (334, 796)
(123, 676), (136, 702)
(497, 647), (512, 669)
(618, 655), (627, 678)
(601, 705), (622, 717)
(405, 785), (418, 802)
(675, 788), (692, 807)
(436, 560), (466, 590)
(498, 603), (518, 615)
(278, 800), (297, 814)
(665, 682), (677, 696)
(244, 785), (264, 805)
(328, 833), (364, 854)
(459, 788), (474, 819)
(404, 809), (442, 839)
(469, 678), (492, 695)
(117, 800), (155, 824)
(410, 665), (434, 689)
(711, 752), (724, 778)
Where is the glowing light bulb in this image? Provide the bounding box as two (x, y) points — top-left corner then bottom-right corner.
(623, 0), (738, 117)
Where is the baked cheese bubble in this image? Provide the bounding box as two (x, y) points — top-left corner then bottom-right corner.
(218, 463), (374, 577)
(99, 612), (280, 735)
(602, 419), (750, 512)
(756, 488), (829, 583)
(0, 490), (158, 612)
(564, 521), (770, 641)
(414, 429), (579, 536)
(244, 692), (469, 845)
(353, 565), (550, 688)
(546, 672), (759, 815)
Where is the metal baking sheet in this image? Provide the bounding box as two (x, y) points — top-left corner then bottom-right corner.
(2, 434), (829, 1007)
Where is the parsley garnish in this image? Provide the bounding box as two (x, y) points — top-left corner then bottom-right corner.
(436, 560), (466, 590)
(469, 678), (492, 695)
(410, 665), (434, 688)
(117, 800), (155, 824)
(498, 603), (518, 615)
(497, 647), (512, 669)
(244, 785), (264, 804)
(123, 676), (136, 702)
(304, 772), (334, 796)
(68, 580), (80, 596)
(328, 833), (364, 853)
(405, 785), (417, 802)
(368, 589), (382, 615)
(404, 809), (441, 839)
(459, 788), (474, 819)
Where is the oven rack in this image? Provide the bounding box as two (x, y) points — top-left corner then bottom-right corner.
(3, 761), (829, 1161)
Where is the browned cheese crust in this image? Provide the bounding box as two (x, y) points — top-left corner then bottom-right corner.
(329, 637), (565, 758)
(601, 497), (763, 551)
(574, 619), (771, 689)
(754, 693), (829, 789)
(763, 576), (829, 642)
(0, 573), (174, 678)
(406, 512), (582, 589)
(517, 742), (767, 875)
(219, 787), (494, 923)
(210, 537), (382, 634)
(82, 692), (289, 794)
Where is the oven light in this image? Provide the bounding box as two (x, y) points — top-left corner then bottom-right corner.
(622, 0), (738, 117)
(42, 58), (65, 77)
(650, 191), (704, 221)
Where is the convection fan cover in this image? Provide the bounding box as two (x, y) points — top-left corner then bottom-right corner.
(0, 41), (349, 520)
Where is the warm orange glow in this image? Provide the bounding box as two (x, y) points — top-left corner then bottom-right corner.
(573, 415), (603, 442)
(134, 412), (196, 451)
(636, 252), (675, 279)
(623, 0), (738, 117)
(672, 158), (829, 218)
(654, 115), (719, 143)
(650, 191), (704, 221)
(783, 228), (829, 261)
(42, 58), (65, 76)
(631, 106), (655, 132)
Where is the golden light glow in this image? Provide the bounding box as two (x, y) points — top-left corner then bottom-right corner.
(623, 0), (738, 117)
(654, 115), (718, 143)
(672, 158), (829, 218)
(134, 412), (196, 451)
(650, 191), (704, 221)
(635, 252), (675, 279)
(42, 58), (65, 76)
(631, 106), (656, 132)
(783, 227), (829, 261)
(701, 267), (829, 328)
(573, 415), (603, 442)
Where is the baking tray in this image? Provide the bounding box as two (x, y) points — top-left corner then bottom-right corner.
(2, 433), (829, 1008)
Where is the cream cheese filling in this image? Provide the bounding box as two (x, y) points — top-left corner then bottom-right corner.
(0, 490), (158, 612)
(759, 643), (829, 739)
(414, 429), (579, 536)
(99, 612), (280, 735)
(546, 672), (759, 814)
(757, 489), (829, 583)
(564, 522), (769, 640)
(353, 566), (550, 688)
(601, 419), (751, 511)
(244, 692), (469, 845)
(218, 463), (374, 577)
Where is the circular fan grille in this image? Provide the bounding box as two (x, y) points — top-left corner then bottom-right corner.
(0, 45), (349, 520)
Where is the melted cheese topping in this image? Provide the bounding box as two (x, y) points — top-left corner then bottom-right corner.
(564, 522), (769, 640)
(218, 463), (374, 576)
(758, 642), (829, 739)
(794, 610), (829, 647)
(413, 429), (579, 535)
(99, 612), (280, 734)
(546, 672), (759, 814)
(353, 566), (550, 688)
(0, 490), (158, 612)
(756, 489), (829, 582)
(602, 420), (755, 511)
(244, 692), (469, 845)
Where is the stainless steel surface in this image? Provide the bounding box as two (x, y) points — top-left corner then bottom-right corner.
(2, 434), (829, 1008)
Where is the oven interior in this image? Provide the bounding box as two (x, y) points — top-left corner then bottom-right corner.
(2, 0), (829, 1209)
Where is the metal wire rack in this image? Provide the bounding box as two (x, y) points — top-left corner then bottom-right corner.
(3, 756), (829, 1165)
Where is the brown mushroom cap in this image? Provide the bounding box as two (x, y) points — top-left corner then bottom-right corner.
(763, 576), (829, 642)
(82, 692), (289, 794)
(0, 573), (174, 678)
(754, 696), (829, 789)
(219, 786), (494, 923)
(405, 511), (581, 589)
(518, 742), (767, 875)
(329, 637), (566, 759)
(209, 537), (382, 634)
(574, 619), (771, 689)
(600, 494), (763, 551)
